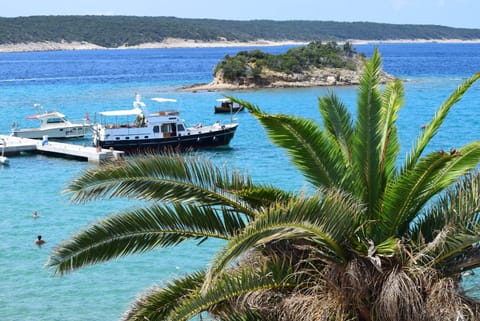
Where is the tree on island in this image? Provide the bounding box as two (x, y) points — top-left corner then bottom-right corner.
(47, 50), (480, 321)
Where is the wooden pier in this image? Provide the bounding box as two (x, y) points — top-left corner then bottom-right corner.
(0, 135), (124, 163)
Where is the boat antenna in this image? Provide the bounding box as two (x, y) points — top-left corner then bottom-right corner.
(230, 100), (242, 124)
(33, 103), (42, 114)
(133, 94), (147, 115)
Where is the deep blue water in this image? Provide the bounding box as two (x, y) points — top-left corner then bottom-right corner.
(1, 43), (480, 321)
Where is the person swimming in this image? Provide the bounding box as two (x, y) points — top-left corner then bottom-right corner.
(35, 235), (45, 246)
(32, 211), (39, 218)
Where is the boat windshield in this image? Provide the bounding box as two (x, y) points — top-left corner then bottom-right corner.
(46, 118), (66, 124)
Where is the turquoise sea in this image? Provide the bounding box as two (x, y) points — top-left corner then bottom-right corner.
(1, 43), (480, 320)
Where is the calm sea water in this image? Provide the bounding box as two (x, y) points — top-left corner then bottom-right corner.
(1, 43), (480, 321)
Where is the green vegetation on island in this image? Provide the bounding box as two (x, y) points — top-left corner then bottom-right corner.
(48, 51), (480, 321)
(187, 41), (394, 90)
(215, 41), (359, 81)
(1, 16), (480, 47)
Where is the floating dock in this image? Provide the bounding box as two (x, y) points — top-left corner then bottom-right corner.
(0, 135), (124, 163)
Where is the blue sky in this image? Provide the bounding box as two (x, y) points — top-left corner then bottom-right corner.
(3, 0), (479, 29)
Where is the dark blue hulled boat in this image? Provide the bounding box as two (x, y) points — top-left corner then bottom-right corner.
(92, 95), (238, 153)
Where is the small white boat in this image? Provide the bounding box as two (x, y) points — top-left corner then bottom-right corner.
(214, 98), (245, 114)
(11, 104), (91, 139)
(92, 95), (238, 153)
(0, 138), (9, 165)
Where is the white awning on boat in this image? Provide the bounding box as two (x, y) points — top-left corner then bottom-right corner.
(98, 108), (143, 116)
(216, 98), (232, 102)
(151, 98), (177, 103)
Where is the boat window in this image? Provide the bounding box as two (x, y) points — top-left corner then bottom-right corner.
(153, 126), (160, 133)
(161, 124), (172, 133)
(177, 124), (185, 132)
(46, 118), (65, 124)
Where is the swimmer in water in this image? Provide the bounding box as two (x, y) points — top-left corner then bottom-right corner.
(35, 235), (45, 246)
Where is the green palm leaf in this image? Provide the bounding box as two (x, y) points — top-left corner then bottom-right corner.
(121, 270), (205, 321)
(233, 98), (346, 188)
(235, 184), (299, 209)
(410, 171), (480, 274)
(66, 152), (254, 211)
(381, 142), (480, 239)
(172, 258), (299, 321)
(378, 79), (403, 181)
(412, 171), (480, 242)
(318, 91), (354, 163)
(404, 72), (480, 171)
(351, 48), (384, 217)
(47, 203), (247, 275)
(204, 189), (364, 289)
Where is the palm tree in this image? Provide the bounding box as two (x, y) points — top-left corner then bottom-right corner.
(48, 49), (480, 321)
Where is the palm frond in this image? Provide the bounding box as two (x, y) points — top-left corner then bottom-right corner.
(220, 310), (264, 321)
(416, 228), (480, 274)
(404, 72), (480, 171)
(380, 143), (480, 240)
(351, 48), (385, 217)
(65, 152), (254, 212)
(171, 257), (299, 321)
(412, 171), (480, 242)
(244, 109), (346, 189)
(236, 184), (299, 209)
(378, 79), (404, 181)
(203, 189), (364, 290)
(120, 270), (205, 321)
(380, 151), (456, 239)
(47, 203), (247, 275)
(318, 92), (354, 163)
(410, 171), (480, 274)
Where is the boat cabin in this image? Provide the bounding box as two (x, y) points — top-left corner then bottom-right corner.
(93, 97), (190, 141)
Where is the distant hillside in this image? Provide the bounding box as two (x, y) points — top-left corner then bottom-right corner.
(1, 16), (480, 47)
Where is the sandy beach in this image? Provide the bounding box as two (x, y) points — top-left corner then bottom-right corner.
(0, 38), (308, 53)
(1, 37), (480, 53)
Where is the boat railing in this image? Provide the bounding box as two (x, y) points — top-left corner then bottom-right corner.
(149, 110), (180, 116)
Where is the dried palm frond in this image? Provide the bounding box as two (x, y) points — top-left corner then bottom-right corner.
(373, 267), (424, 321)
(425, 277), (480, 321)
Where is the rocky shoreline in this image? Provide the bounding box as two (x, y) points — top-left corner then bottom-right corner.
(181, 66), (396, 92)
(181, 48), (397, 93)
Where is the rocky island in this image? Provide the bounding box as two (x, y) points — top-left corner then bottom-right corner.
(183, 41), (395, 91)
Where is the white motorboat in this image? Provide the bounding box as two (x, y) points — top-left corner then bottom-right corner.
(92, 95), (238, 153)
(11, 104), (91, 139)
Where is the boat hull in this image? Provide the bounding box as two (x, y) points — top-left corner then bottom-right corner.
(11, 125), (91, 139)
(214, 106), (244, 114)
(95, 124), (238, 153)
